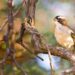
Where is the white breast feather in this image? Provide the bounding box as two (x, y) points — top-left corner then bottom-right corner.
(55, 21), (74, 49)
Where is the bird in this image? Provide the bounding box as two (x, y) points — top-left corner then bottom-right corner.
(53, 15), (75, 51)
(24, 16), (32, 26)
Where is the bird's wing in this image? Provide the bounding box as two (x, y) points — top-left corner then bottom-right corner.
(71, 32), (75, 40)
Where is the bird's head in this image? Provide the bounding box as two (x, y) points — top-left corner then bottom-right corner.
(54, 15), (68, 26)
(24, 16), (32, 25)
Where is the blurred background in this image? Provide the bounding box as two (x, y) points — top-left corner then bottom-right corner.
(0, 0), (75, 75)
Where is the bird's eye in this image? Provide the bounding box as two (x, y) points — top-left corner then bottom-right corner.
(57, 18), (62, 22)
(57, 18), (64, 24)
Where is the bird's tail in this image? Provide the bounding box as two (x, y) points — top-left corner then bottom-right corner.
(71, 32), (75, 52)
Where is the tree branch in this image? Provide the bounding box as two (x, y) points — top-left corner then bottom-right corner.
(18, 24), (75, 64)
(0, 0), (75, 75)
(19, 24), (75, 74)
(0, 7), (21, 31)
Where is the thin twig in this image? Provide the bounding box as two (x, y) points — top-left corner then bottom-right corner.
(12, 54), (27, 75)
(0, 7), (21, 31)
(46, 44), (54, 75)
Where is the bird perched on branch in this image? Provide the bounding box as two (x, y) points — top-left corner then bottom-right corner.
(54, 15), (75, 51)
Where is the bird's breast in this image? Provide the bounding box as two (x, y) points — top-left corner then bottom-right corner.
(55, 26), (74, 49)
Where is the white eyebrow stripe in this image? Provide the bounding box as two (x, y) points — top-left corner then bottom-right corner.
(58, 16), (66, 19)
